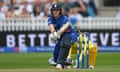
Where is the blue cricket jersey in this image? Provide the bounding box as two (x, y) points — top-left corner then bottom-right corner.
(48, 15), (77, 62)
(48, 15), (75, 33)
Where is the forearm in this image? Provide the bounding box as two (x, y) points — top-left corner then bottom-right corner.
(78, 1), (87, 12)
(49, 22), (70, 41)
(49, 24), (55, 33)
(57, 22), (70, 35)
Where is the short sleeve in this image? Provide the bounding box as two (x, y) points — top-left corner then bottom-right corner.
(48, 17), (53, 25)
(63, 16), (68, 24)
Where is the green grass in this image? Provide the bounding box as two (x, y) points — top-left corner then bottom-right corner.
(0, 53), (52, 69)
(0, 52), (120, 72)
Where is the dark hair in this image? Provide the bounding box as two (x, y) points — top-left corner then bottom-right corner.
(33, 5), (40, 16)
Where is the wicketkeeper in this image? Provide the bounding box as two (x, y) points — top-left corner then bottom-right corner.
(67, 32), (98, 69)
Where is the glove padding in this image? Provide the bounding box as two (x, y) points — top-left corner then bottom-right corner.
(49, 32), (60, 41)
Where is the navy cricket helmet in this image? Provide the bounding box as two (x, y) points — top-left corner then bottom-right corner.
(51, 3), (62, 15)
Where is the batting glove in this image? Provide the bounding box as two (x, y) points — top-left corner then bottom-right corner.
(49, 31), (60, 41)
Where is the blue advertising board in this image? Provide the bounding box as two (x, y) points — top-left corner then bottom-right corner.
(0, 30), (120, 52)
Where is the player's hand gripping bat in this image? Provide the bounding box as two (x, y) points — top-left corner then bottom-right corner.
(50, 22), (70, 41)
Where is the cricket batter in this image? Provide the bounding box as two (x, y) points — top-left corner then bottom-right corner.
(48, 3), (77, 69)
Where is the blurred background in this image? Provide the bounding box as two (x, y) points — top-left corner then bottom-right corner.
(0, 0), (120, 71)
(0, 0), (120, 52)
(0, 0), (120, 19)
